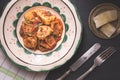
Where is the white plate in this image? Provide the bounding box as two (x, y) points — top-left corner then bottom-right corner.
(0, 0), (82, 71)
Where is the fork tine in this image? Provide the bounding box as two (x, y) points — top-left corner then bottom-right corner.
(100, 47), (117, 60)
(102, 47), (116, 60)
(99, 47), (113, 57)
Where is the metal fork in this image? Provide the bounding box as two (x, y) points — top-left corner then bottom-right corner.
(76, 47), (117, 80)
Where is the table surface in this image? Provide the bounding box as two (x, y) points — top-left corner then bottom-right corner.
(0, 0), (120, 80)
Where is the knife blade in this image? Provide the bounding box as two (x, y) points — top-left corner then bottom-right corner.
(57, 43), (101, 80)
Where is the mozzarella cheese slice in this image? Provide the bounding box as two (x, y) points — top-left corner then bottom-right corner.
(93, 10), (117, 28)
(100, 23), (116, 37)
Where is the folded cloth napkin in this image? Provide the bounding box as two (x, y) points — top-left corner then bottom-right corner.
(0, 46), (49, 80)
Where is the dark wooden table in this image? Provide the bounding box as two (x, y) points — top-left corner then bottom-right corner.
(0, 0), (120, 80)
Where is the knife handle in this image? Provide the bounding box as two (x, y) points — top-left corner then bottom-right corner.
(56, 69), (72, 80)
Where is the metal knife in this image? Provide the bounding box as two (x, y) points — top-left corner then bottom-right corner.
(56, 43), (101, 80)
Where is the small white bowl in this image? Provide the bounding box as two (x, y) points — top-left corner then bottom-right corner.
(17, 6), (65, 55)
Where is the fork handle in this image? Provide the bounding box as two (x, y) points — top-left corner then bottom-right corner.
(76, 65), (96, 80)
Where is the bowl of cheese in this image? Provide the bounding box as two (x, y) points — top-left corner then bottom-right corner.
(89, 3), (120, 39)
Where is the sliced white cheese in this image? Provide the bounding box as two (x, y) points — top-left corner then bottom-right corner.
(100, 23), (116, 37)
(93, 10), (117, 28)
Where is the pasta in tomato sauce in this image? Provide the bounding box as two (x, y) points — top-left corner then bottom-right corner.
(20, 9), (63, 52)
